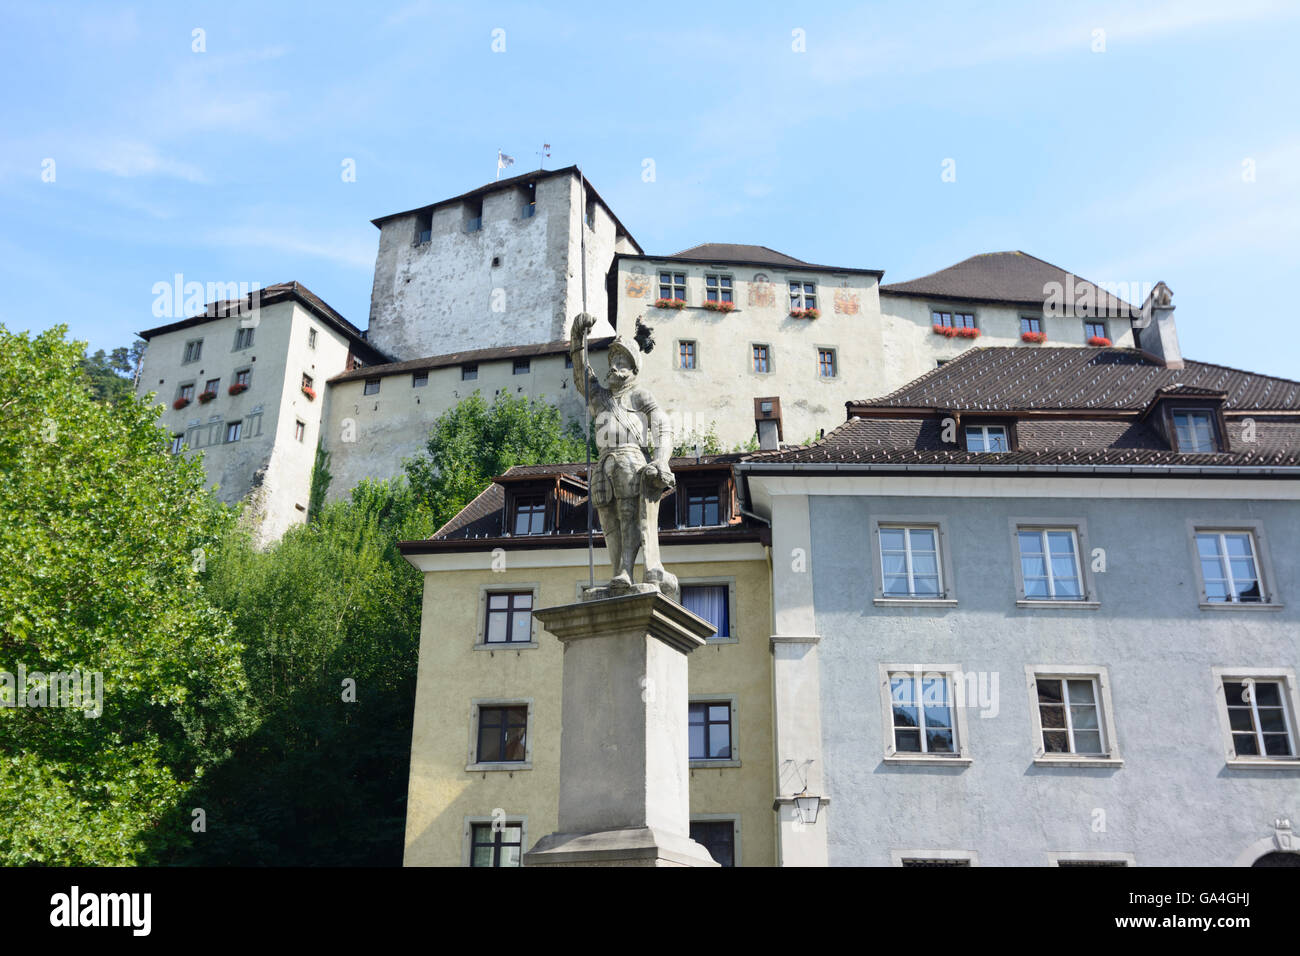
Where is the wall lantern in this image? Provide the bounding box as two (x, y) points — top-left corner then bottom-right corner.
(793, 789), (821, 826)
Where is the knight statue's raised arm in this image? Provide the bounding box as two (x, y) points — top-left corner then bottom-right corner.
(569, 312), (602, 397)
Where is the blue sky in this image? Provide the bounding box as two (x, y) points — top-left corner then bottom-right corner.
(2, 1), (1297, 378)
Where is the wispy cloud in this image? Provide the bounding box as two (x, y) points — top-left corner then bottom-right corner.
(86, 139), (207, 183)
(205, 224), (376, 271)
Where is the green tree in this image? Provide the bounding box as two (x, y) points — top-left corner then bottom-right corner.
(0, 325), (247, 865)
(79, 339), (145, 404)
(160, 479), (437, 865)
(405, 391), (587, 529)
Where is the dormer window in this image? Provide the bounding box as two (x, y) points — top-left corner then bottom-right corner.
(686, 485), (721, 526)
(1172, 410), (1218, 453)
(965, 424), (1010, 452)
(512, 495), (547, 535)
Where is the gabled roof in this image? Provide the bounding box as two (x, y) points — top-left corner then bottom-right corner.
(879, 250), (1136, 315)
(849, 347), (1300, 413)
(670, 244), (813, 267)
(138, 281), (391, 365)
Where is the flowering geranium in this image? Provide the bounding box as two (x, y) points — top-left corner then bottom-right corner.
(702, 300), (737, 313)
(198, 390), (217, 404)
(1021, 331), (1047, 344)
(654, 297), (686, 309)
(933, 324), (980, 339)
(790, 307), (820, 319)
(302, 386), (317, 400)
(1087, 336), (1111, 347)
(228, 382), (249, 395)
(172, 397), (191, 410)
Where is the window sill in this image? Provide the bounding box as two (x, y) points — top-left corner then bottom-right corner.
(1033, 755), (1123, 769)
(874, 597), (958, 608)
(466, 762), (532, 773)
(690, 758), (741, 770)
(1016, 599), (1100, 610)
(1225, 757), (1300, 770)
(474, 642), (538, 651)
(883, 754), (972, 767)
(704, 635), (738, 645)
(1198, 601), (1283, 612)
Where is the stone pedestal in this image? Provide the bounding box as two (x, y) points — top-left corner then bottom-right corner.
(523, 591), (719, 867)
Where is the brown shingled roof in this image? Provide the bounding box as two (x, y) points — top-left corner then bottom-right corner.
(670, 244), (813, 267)
(850, 348), (1300, 413)
(430, 456), (749, 541)
(879, 250), (1136, 315)
(742, 347), (1300, 470)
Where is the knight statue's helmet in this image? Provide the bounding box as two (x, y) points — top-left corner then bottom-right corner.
(607, 335), (642, 375)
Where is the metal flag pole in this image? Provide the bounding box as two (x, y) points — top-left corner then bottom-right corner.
(579, 166), (594, 588)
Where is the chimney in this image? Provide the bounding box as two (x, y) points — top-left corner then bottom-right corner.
(754, 397), (783, 451)
(1134, 281), (1183, 368)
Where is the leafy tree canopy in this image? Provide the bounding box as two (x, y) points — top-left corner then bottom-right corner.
(0, 325), (246, 865)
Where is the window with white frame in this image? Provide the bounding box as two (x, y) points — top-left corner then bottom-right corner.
(789, 280), (816, 310)
(234, 327), (254, 350)
(1016, 528), (1084, 600)
(170, 434), (184, 454)
(224, 421), (242, 443)
(364, 378), (380, 396)
(1196, 530), (1265, 603)
(879, 526), (942, 598)
(705, 273), (733, 303)
(932, 310), (976, 329)
(889, 672), (957, 755)
(817, 348), (836, 378)
(1172, 410), (1218, 453)
(1221, 677), (1295, 759)
(1020, 317), (1042, 335)
(965, 424), (1009, 452)
(182, 339), (203, 363)
(1034, 676), (1104, 755)
(294, 420), (305, 442)
(308, 327), (318, 349)
(1024, 666), (1120, 763)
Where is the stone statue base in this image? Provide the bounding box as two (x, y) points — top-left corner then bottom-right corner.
(522, 592), (718, 867)
(525, 826), (718, 867)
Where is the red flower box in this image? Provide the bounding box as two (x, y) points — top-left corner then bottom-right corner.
(301, 386), (317, 401)
(701, 300), (737, 313)
(932, 324), (981, 339)
(198, 390), (217, 404)
(228, 383), (249, 396)
(654, 297), (686, 309)
(790, 307), (821, 319)
(1021, 331), (1047, 344)
(172, 397), (191, 410)
(1087, 336), (1111, 347)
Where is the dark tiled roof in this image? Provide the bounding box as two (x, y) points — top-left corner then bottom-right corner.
(139, 281), (391, 365)
(879, 251), (1136, 314)
(852, 348), (1300, 413)
(641, 244), (884, 277)
(744, 415), (1300, 468)
(743, 346), (1300, 469)
(328, 337), (611, 384)
(670, 244), (812, 266)
(431, 457), (747, 540)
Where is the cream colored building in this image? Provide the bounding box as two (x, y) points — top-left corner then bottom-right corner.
(399, 459), (776, 866)
(136, 170), (1166, 543)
